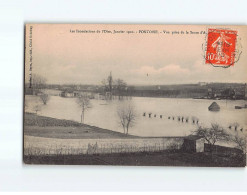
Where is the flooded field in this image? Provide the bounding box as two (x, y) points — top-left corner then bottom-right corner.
(25, 94), (247, 137)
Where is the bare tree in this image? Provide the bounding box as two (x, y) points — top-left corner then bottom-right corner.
(77, 94), (91, 123)
(101, 72), (113, 100)
(194, 123), (229, 151)
(32, 74), (47, 91)
(107, 72), (113, 97)
(40, 93), (50, 105)
(117, 101), (136, 135)
(230, 132), (246, 154)
(34, 104), (41, 114)
(101, 79), (109, 92)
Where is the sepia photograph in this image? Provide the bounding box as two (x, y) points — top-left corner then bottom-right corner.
(2, 0), (247, 193)
(24, 24), (247, 167)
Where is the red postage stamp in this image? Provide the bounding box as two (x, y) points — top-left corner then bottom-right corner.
(205, 28), (237, 66)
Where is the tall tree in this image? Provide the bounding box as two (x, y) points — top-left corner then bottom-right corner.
(101, 72), (113, 100)
(107, 71), (113, 96)
(117, 101), (136, 135)
(230, 131), (246, 154)
(77, 94), (91, 123)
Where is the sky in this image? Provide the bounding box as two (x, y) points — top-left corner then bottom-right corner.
(25, 24), (247, 85)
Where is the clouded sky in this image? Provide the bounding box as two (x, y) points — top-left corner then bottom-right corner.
(26, 24), (247, 85)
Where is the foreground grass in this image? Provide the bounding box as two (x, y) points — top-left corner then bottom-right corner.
(23, 113), (246, 167)
(24, 112), (138, 139)
(23, 150), (246, 167)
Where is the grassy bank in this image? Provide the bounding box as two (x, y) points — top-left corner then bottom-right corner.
(23, 113), (246, 167)
(24, 112), (138, 139)
(23, 150), (246, 167)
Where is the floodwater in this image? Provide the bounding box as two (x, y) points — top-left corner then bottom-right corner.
(25, 95), (247, 137)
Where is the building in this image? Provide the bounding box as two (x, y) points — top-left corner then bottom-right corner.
(60, 89), (75, 97)
(182, 135), (244, 155)
(182, 135), (205, 153)
(198, 82), (207, 86)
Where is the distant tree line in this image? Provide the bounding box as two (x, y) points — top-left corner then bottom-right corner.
(101, 73), (134, 100)
(128, 88), (208, 98)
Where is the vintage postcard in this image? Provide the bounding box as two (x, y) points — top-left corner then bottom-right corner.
(24, 24), (247, 167)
